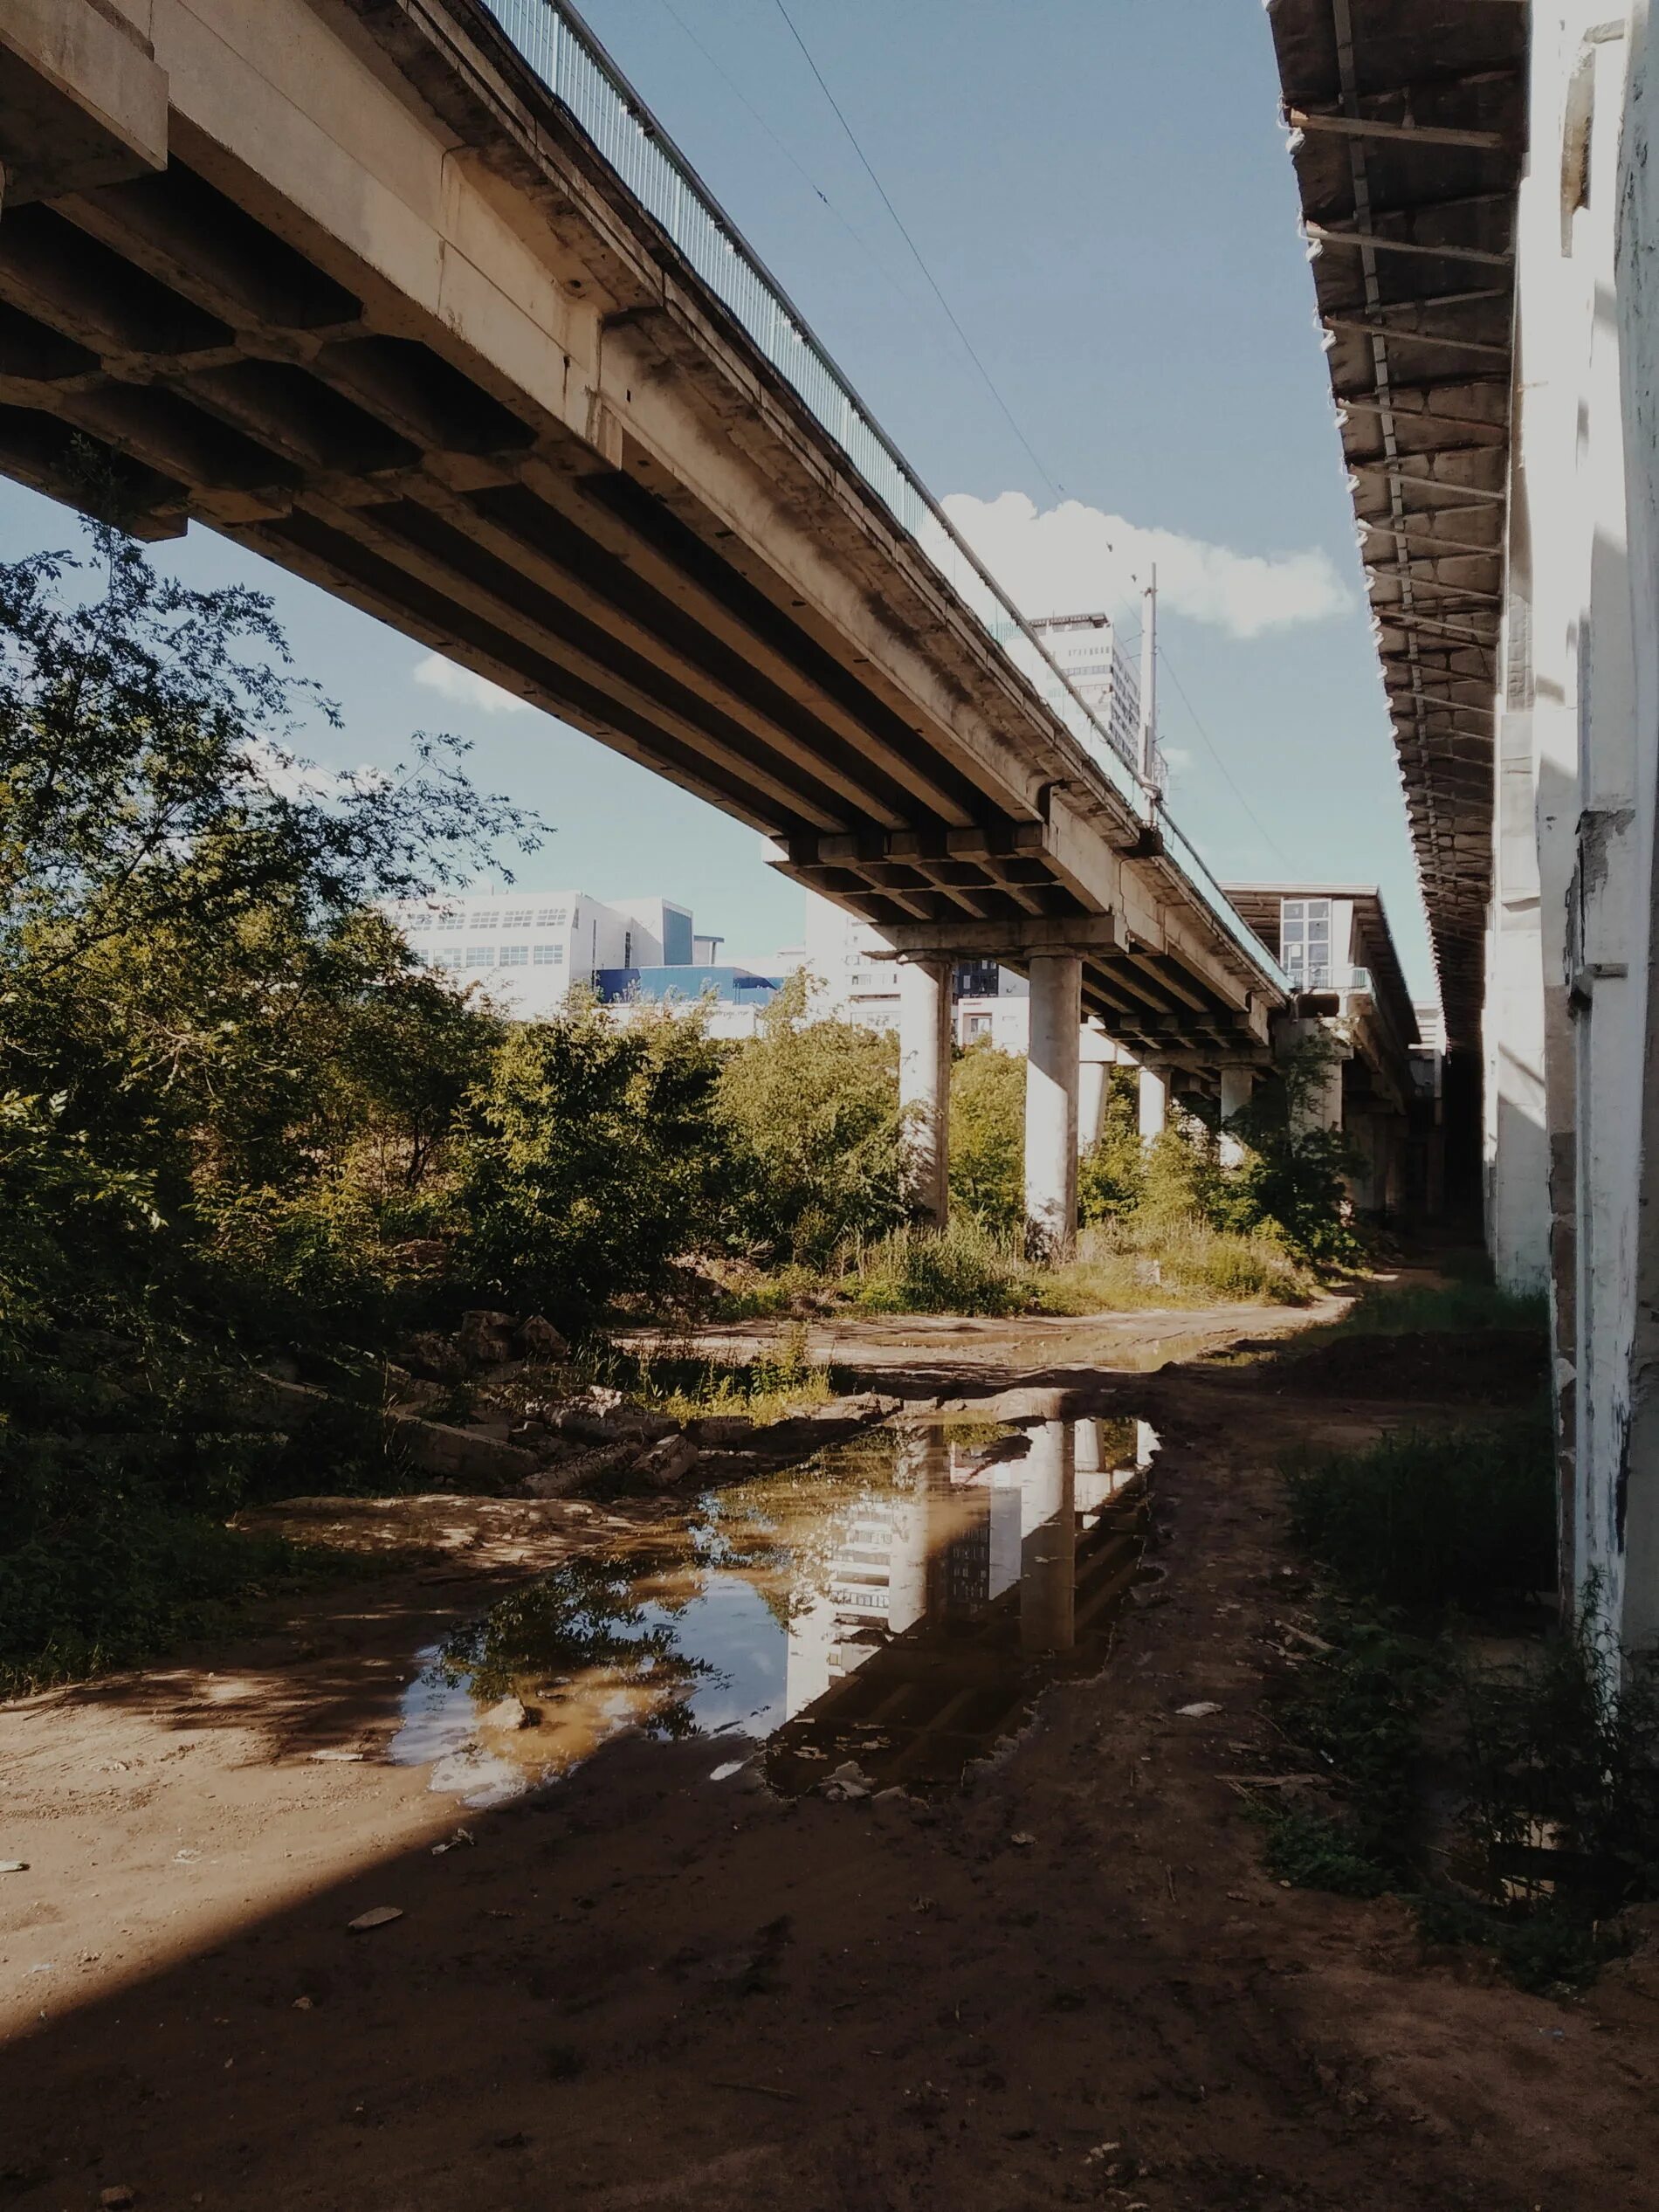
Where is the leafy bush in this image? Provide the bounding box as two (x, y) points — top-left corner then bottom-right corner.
(1077, 1069), (1146, 1224)
(947, 1039), (1025, 1231)
(1284, 1414), (1555, 1614)
(1212, 1033), (1365, 1264)
(849, 1220), (1036, 1316)
(455, 996), (733, 1322)
(719, 975), (905, 1263)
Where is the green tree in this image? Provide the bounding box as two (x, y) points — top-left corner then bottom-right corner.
(718, 974), (905, 1264)
(455, 994), (733, 1320)
(0, 516), (540, 1686)
(0, 517), (534, 1312)
(1216, 1034), (1362, 1263)
(947, 1038), (1025, 1231)
(1078, 1069), (1146, 1223)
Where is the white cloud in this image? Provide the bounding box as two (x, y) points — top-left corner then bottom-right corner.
(412, 652), (529, 715)
(941, 491), (1352, 641)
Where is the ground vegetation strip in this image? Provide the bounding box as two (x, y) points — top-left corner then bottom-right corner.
(1245, 1317), (1659, 1992)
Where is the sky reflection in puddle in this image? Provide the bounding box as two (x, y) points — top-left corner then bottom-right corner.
(389, 1415), (1155, 1806)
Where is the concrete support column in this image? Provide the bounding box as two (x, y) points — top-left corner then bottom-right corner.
(1218, 1065), (1254, 1169)
(1024, 954), (1082, 1258)
(1138, 1064), (1168, 1146)
(898, 956), (952, 1228)
(1077, 1024), (1115, 1157)
(1277, 1016), (1345, 1136)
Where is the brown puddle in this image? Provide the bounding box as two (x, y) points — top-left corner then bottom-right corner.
(389, 1415), (1157, 1805)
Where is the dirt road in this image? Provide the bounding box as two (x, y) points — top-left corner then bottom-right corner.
(2, 1303), (1650, 2211)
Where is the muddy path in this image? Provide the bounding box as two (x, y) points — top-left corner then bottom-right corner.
(1, 1300), (1650, 2211)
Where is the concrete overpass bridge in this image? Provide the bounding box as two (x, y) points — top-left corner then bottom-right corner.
(0, 0), (1291, 1247)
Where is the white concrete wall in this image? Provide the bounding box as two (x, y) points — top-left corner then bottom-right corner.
(1506, 3), (1659, 1642)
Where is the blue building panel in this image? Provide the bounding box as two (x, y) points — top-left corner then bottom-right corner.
(595, 965), (783, 1007)
(661, 906), (694, 966)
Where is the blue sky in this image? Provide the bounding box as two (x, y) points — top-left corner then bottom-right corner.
(0, 0), (1428, 990)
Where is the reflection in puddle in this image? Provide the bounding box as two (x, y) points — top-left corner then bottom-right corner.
(389, 1416), (1156, 1805)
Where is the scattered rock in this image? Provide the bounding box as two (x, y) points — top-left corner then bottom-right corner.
(1176, 1701), (1222, 1719)
(0, 1860), (28, 1873)
(479, 1696), (533, 1733)
(570, 1385), (623, 1416)
(518, 1314), (569, 1361)
(458, 1309), (518, 1367)
(553, 1404), (678, 1447)
(99, 2189), (136, 2209)
(637, 1433), (701, 1487)
(431, 1826), (475, 1855)
(1008, 1831), (1036, 1847)
(402, 1330), (466, 1382)
(387, 1409), (541, 1486)
(823, 1760), (874, 1802)
(292, 1995), (314, 2010)
(520, 1460), (588, 1500)
(347, 1906), (404, 1933)
(308, 1749), (364, 1763)
(871, 1787), (918, 1823)
(685, 1414), (756, 1449)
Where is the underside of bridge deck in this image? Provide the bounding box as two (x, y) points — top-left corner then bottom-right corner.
(1264, 0), (1525, 1047)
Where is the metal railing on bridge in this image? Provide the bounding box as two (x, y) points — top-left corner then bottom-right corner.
(477, 0), (1289, 997)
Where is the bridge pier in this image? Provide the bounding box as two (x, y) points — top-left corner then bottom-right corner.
(1077, 1024), (1115, 1157)
(1219, 1065), (1255, 1169)
(1138, 1064), (1169, 1146)
(1025, 954), (1082, 1259)
(898, 956), (953, 1228)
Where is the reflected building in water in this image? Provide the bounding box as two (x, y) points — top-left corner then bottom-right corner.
(783, 1418), (1156, 1718)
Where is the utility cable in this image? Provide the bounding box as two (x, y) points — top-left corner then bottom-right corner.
(650, 0), (931, 338)
(1156, 645), (1298, 875)
(768, 0), (1068, 505)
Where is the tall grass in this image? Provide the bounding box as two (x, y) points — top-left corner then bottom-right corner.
(848, 1219), (1034, 1316)
(840, 1213), (1315, 1319)
(562, 1322), (836, 1424)
(1284, 1413), (1555, 1613)
(1044, 1217), (1315, 1313)
(1326, 1278), (1549, 1337)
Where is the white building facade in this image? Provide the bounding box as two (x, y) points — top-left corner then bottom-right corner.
(389, 888), (695, 1016)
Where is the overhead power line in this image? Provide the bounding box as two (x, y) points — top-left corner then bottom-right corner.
(1156, 646), (1298, 875)
(768, 0), (1068, 506)
(651, 0), (930, 338)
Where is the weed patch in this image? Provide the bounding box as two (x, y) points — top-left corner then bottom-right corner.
(1266, 1416), (1659, 1991)
(1284, 1415), (1554, 1614)
(1325, 1278), (1549, 1338)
